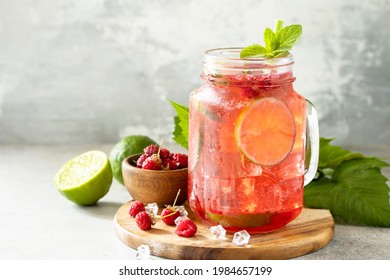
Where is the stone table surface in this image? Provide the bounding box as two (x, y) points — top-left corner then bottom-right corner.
(0, 144), (389, 260)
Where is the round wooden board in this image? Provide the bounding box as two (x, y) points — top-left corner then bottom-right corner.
(114, 201), (334, 260)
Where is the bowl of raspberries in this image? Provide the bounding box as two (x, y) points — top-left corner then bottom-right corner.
(122, 144), (188, 207)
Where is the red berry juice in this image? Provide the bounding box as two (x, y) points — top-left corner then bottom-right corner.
(188, 48), (309, 234)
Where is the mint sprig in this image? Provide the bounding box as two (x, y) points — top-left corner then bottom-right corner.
(240, 20), (302, 59)
(169, 103), (390, 227)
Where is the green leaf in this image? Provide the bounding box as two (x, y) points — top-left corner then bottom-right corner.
(240, 44), (267, 58)
(264, 28), (278, 52)
(305, 158), (390, 226)
(277, 24), (302, 48)
(240, 20), (302, 59)
(267, 49), (290, 58)
(273, 51), (290, 58)
(318, 138), (363, 169)
(169, 100), (189, 149)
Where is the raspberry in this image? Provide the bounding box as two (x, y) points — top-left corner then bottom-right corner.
(159, 148), (171, 159)
(135, 211), (152, 230)
(162, 158), (178, 170)
(175, 218), (197, 237)
(171, 153), (188, 168)
(143, 144), (159, 157)
(128, 201), (145, 218)
(161, 207), (181, 225)
(142, 154), (162, 170)
(136, 154), (148, 168)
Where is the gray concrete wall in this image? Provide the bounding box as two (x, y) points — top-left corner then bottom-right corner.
(0, 0), (389, 149)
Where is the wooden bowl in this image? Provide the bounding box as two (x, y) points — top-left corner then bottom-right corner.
(122, 153), (188, 207)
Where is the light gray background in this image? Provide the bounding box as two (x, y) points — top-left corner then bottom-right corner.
(1, 0), (390, 262)
(0, 0), (389, 150)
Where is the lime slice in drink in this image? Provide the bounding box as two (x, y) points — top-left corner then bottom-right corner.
(235, 97), (296, 166)
(54, 151), (113, 206)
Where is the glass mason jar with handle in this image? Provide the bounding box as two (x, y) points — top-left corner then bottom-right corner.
(188, 48), (319, 234)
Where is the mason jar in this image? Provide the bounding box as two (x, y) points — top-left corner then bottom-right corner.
(188, 48), (319, 234)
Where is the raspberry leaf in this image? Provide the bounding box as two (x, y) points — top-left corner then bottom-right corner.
(305, 149), (390, 226)
(318, 138), (364, 169)
(169, 100), (189, 149)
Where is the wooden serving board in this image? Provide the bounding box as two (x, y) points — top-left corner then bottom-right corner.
(114, 201), (334, 260)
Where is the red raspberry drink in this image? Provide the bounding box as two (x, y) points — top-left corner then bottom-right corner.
(188, 48), (319, 234)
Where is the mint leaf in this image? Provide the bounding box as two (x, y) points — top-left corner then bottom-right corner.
(305, 157), (390, 226)
(169, 100), (189, 149)
(240, 44), (267, 59)
(240, 19), (302, 59)
(276, 24), (302, 49)
(264, 28), (278, 52)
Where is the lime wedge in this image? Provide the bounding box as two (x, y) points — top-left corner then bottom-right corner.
(54, 151), (113, 205)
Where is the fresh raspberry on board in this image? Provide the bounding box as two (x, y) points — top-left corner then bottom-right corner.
(135, 211), (153, 231)
(175, 218), (197, 237)
(161, 207), (181, 225)
(128, 201), (145, 218)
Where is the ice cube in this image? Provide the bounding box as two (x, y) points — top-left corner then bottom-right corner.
(232, 230), (250, 246)
(176, 205), (188, 217)
(174, 216), (188, 226)
(136, 244), (150, 260)
(145, 202), (158, 216)
(209, 225), (226, 239)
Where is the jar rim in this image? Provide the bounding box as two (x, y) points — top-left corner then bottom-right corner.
(204, 47), (293, 66)
(203, 47), (294, 75)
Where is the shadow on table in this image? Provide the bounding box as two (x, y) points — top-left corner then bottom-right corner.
(76, 201), (125, 220)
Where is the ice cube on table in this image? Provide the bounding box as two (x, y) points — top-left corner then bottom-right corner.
(176, 205), (188, 217)
(232, 230), (250, 246)
(174, 216), (188, 226)
(209, 225), (226, 239)
(136, 244), (150, 260)
(145, 202), (158, 216)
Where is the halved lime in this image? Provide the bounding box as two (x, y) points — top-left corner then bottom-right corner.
(54, 151), (113, 206)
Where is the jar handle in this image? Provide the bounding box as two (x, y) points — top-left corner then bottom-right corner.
(304, 100), (320, 186)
